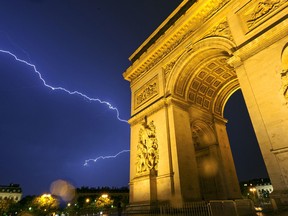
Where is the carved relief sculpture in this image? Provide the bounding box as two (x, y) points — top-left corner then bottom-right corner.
(137, 83), (157, 105)
(163, 60), (177, 81)
(281, 69), (288, 100)
(192, 126), (201, 149)
(136, 119), (159, 175)
(204, 19), (234, 41)
(281, 44), (288, 101)
(245, 0), (285, 29)
(135, 76), (158, 108)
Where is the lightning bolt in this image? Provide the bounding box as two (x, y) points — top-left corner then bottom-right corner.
(84, 149), (130, 166)
(0, 49), (128, 123)
(1, 48), (130, 166)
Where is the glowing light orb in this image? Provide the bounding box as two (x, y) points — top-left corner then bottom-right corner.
(50, 179), (75, 202)
(199, 157), (218, 177)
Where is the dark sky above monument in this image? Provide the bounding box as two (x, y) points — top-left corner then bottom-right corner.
(0, 0), (267, 196)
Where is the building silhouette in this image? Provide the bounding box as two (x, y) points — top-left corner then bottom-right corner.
(0, 183), (22, 202)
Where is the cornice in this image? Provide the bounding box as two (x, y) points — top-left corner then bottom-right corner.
(128, 96), (190, 126)
(123, 0), (232, 83)
(129, 98), (167, 126)
(271, 146), (288, 154)
(129, 0), (194, 63)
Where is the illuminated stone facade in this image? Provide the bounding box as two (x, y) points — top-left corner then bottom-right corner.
(136, 118), (159, 175)
(0, 184), (22, 202)
(123, 0), (288, 208)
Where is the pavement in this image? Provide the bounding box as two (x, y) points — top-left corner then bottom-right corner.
(257, 210), (288, 216)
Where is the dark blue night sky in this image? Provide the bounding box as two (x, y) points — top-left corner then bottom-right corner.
(0, 0), (267, 196)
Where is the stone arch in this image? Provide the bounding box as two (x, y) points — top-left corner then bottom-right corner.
(164, 37), (242, 200)
(166, 37), (239, 117)
(124, 0), (288, 208)
(191, 119), (224, 200)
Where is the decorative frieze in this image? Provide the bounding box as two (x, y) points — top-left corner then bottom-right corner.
(228, 18), (287, 64)
(135, 76), (159, 108)
(238, 0), (287, 32)
(204, 19), (234, 41)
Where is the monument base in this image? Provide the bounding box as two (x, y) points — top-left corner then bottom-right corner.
(125, 202), (160, 215)
(124, 199), (255, 216)
(270, 190), (288, 211)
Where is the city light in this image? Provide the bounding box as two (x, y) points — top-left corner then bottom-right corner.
(101, 194), (108, 198)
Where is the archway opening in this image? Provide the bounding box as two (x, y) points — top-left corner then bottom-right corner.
(224, 89), (268, 182)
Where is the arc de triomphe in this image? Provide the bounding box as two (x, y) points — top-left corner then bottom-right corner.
(123, 0), (288, 208)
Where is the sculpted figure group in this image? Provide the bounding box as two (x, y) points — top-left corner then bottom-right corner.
(136, 120), (159, 174)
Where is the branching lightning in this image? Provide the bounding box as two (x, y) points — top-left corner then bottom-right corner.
(0, 49), (128, 123)
(84, 149), (130, 166)
(1, 48), (130, 166)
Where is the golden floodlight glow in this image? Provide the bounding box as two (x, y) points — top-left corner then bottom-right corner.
(50, 179), (75, 202)
(200, 157), (218, 178)
(101, 194), (108, 198)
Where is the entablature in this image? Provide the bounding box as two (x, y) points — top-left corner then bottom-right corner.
(123, 0), (233, 83)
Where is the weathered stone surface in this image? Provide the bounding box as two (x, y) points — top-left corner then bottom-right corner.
(123, 0), (288, 208)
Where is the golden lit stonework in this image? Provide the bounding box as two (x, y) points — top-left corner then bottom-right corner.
(136, 119), (159, 175)
(281, 44), (288, 101)
(124, 0), (288, 208)
(135, 76), (158, 108)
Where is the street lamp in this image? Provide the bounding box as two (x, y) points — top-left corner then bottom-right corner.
(250, 188), (256, 195)
(101, 194), (108, 198)
(249, 187), (257, 202)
